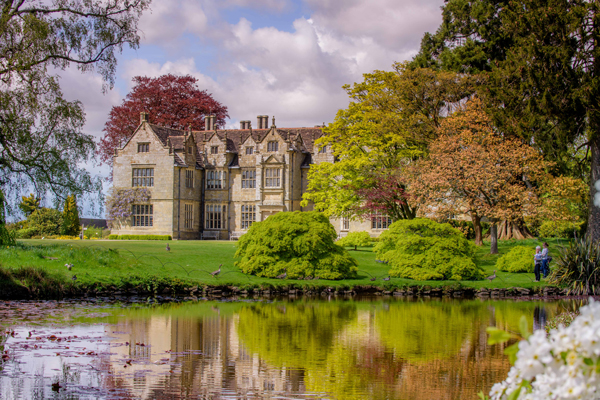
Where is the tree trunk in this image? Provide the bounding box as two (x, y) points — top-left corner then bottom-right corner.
(471, 212), (483, 246)
(490, 223), (498, 254)
(496, 220), (534, 240)
(588, 130), (600, 243)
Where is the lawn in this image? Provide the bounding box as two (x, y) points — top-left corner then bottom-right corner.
(0, 237), (567, 293)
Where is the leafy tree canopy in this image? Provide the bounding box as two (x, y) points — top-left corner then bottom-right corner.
(0, 0), (149, 217)
(410, 98), (549, 252)
(374, 218), (483, 281)
(302, 63), (477, 220)
(235, 211), (358, 280)
(98, 74), (229, 166)
(411, 0), (600, 241)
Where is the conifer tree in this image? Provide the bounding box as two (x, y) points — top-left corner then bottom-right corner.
(61, 195), (80, 236)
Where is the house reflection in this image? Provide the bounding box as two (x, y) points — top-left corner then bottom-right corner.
(108, 312), (311, 399)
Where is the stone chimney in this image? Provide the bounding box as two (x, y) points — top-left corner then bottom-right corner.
(205, 115), (216, 131)
(140, 112), (149, 124)
(240, 120), (251, 129)
(257, 115), (269, 129)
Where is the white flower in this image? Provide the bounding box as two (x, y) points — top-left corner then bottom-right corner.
(490, 298), (600, 400)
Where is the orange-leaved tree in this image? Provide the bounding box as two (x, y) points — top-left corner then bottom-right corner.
(411, 99), (549, 253)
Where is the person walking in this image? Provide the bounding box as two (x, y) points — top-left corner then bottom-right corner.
(541, 242), (550, 278)
(534, 246), (543, 282)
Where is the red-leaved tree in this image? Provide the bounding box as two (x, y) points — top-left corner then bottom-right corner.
(98, 74), (228, 166)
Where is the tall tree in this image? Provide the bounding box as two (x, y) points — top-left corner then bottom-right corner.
(0, 0), (149, 220)
(412, 0), (600, 241)
(61, 194), (80, 236)
(412, 99), (548, 253)
(302, 63), (476, 220)
(98, 74), (229, 166)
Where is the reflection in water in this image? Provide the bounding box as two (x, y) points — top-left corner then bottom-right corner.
(0, 298), (584, 400)
(533, 306), (547, 331)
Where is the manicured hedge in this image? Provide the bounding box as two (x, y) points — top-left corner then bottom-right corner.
(108, 234), (172, 240)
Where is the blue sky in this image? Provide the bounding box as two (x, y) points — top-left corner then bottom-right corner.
(56, 0), (445, 217)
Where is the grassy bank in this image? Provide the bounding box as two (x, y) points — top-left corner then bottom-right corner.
(0, 238), (567, 298)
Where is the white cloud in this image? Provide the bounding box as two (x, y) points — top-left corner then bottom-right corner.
(306, 0), (443, 53)
(121, 0), (445, 129)
(138, 0), (209, 45)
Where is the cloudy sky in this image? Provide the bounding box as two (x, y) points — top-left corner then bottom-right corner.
(58, 0), (445, 216)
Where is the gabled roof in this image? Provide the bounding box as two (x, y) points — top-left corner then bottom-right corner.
(138, 123), (324, 154)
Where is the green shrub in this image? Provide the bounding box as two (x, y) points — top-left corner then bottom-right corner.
(373, 218), (483, 281)
(108, 234), (172, 240)
(336, 231), (372, 250)
(539, 220), (582, 238)
(548, 237), (600, 295)
(15, 227), (37, 239)
(27, 208), (63, 236)
(235, 211), (358, 280)
(496, 246), (535, 273)
(84, 225), (103, 239)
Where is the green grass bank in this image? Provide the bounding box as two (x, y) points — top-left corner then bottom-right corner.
(0, 238), (567, 299)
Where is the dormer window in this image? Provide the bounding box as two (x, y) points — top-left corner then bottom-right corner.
(137, 143), (149, 153)
(210, 146), (218, 154)
(188, 146), (192, 154)
(246, 146), (254, 155)
(267, 141), (278, 152)
(318, 146), (327, 154)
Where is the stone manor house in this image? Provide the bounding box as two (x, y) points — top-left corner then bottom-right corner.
(112, 113), (392, 239)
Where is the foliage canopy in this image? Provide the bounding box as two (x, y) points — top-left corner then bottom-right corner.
(235, 211), (358, 280)
(302, 64), (476, 221)
(374, 218), (483, 281)
(0, 0), (148, 218)
(98, 74), (228, 166)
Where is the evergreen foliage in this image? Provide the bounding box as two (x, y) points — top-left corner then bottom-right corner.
(496, 246), (535, 273)
(26, 208), (63, 237)
(374, 218), (483, 281)
(18, 194), (41, 217)
(336, 231), (372, 250)
(61, 195), (80, 236)
(548, 237), (600, 295)
(235, 211), (358, 280)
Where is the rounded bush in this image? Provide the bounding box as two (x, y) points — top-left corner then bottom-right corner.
(235, 211), (358, 280)
(496, 246), (535, 273)
(538, 220), (582, 238)
(373, 218), (483, 281)
(336, 231), (372, 250)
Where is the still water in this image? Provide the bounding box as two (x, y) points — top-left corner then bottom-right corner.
(0, 297), (584, 400)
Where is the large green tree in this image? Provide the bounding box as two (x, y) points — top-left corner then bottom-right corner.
(0, 0), (149, 242)
(412, 0), (600, 241)
(301, 63), (476, 221)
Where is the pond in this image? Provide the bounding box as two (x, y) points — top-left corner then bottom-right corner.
(0, 297), (584, 400)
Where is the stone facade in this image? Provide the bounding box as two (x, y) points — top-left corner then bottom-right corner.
(112, 113), (390, 239)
